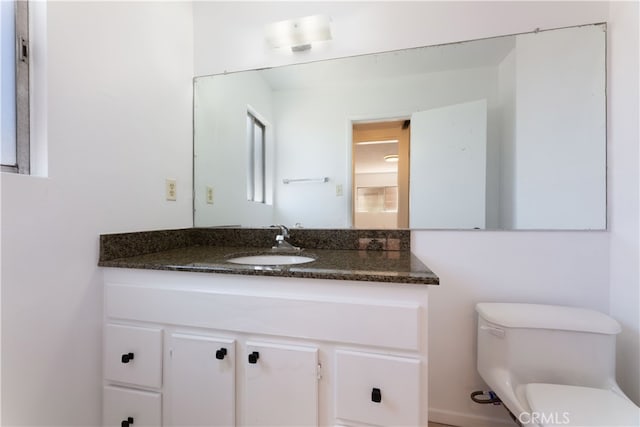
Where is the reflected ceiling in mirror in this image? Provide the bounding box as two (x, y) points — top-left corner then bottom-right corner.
(194, 23), (606, 230)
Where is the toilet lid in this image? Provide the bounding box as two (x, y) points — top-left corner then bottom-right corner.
(524, 383), (640, 427)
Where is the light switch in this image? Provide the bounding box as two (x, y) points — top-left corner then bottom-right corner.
(206, 186), (214, 204)
(166, 179), (177, 201)
(336, 184), (343, 197)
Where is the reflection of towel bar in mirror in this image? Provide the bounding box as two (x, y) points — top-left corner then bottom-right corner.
(283, 177), (329, 184)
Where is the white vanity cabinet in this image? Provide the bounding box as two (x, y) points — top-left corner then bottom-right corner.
(102, 268), (430, 426)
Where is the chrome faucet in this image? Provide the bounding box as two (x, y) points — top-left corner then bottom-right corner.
(271, 225), (300, 251)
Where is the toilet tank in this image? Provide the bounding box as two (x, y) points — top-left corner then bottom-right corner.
(476, 303), (621, 390)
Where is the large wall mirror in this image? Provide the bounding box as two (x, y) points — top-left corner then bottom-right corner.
(194, 24), (606, 230)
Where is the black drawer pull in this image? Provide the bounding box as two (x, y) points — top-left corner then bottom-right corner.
(121, 353), (134, 363)
(121, 417), (134, 427)
(248, 351), (260, 364)
(216, 348), (227, 360)
(371, 387), (382, 403)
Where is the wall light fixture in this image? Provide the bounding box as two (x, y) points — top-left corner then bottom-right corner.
(265, 14), (332, 52)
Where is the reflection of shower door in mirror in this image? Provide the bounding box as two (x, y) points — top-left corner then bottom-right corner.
(410, 100), (487, 229)
(352, 120), (410, 229)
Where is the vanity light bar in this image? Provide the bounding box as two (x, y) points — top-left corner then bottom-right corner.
(355, 139), (399, 145)
(282, 177), (329, 184)
(265, 15), (332, 52)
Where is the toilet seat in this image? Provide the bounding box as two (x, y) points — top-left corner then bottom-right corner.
(524, 383), (640, 427)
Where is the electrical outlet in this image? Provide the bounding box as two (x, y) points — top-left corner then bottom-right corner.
(206, 186), (214, 204)
(336, 184), (343, 197)
(166, 179), (177, 201)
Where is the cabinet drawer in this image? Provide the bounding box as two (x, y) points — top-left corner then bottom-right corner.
(103, 385), (161, 427)
(335, 350), (420, 426)
(104, 324), (162, 388)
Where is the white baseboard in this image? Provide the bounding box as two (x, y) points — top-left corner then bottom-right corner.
(429, 407), (516, 427)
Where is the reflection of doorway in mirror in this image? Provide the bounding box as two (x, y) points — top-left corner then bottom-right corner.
(352, 120), (410, 229)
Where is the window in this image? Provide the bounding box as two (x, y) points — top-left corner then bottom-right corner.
(356, 186), (399, 213)
(1, 0), (29, 174)
(246, 110), (266, 203)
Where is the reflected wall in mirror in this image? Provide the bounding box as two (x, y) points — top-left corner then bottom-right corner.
(194, 23), (606, 230)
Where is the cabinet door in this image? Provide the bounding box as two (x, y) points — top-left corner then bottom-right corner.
(244, 341), (318, 426)
(103, 385), (161, 427)
(335, 350), (421, 426)
(166, 333), (236, 426)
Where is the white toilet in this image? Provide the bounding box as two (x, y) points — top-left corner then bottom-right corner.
(476, 303), (640, 427)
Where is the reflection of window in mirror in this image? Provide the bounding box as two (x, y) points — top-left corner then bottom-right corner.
(352, 120), (409, 229)
(356, 186), (399, 213)
(246, 110), (266, 203)
(1, 0), (30, 174)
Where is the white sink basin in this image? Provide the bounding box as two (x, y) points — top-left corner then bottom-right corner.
(227, 254), (316, 266)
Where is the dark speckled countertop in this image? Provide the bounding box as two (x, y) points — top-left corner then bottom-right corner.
(98, 228), (439, 285)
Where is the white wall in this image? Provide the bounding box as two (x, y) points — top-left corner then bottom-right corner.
(608, 0), (640, 406)
(1, 2), (193, 425)
(194, 2), (607, 77)
(193, 2), (637, 427)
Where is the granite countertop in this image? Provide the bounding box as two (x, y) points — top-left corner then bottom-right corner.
(98, 228), (439, 285)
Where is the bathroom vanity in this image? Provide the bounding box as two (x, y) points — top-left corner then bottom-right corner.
(99, 228), (438, 426)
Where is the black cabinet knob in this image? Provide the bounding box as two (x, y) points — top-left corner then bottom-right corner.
(121, 416), (134, 427)
(215, 348), (227, 360)
(248, 351), (260, 364)
(121, 353), (134, 363)
(371, 387), (382, 403)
